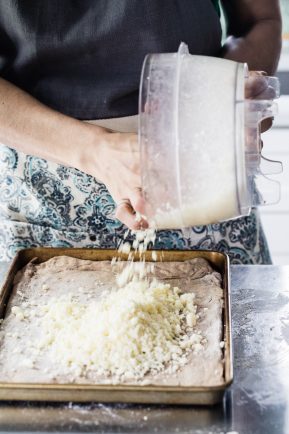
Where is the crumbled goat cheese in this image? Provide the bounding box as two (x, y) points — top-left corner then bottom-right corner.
(40, 279), (203, 379)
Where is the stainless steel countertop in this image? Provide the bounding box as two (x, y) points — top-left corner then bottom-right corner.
(0, 263), (289, 434)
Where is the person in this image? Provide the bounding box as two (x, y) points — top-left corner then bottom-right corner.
(0, 0), (282, 263)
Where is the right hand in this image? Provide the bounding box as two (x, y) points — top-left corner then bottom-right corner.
(80, 126), (148, 230)
(245, 71), (276, 133)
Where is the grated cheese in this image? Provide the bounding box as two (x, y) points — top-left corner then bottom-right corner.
(40, 279), (203, 380)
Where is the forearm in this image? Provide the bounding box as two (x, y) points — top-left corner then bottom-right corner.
(221, 0), (282, 74)
(0, 77), (98, 169)
(223, 21), (281, 74)
(0, 77), (145, 229)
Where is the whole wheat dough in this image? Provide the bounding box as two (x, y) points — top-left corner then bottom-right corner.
(0, 256), (224, 386)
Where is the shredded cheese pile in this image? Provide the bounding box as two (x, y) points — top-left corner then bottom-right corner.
(39, 279), (203, 380)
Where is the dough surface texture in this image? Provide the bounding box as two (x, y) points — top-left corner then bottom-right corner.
(0, 256), (224, 386)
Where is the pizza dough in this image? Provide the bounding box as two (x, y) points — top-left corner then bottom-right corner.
(0, 256), (224, 386)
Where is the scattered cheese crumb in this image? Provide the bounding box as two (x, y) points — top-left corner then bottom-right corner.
(119, 242), (131, 255)
(151, 251), (157, 261)
(111, 257), (117, 266)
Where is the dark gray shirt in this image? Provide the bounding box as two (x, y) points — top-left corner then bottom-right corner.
(0, 0), (222, 119)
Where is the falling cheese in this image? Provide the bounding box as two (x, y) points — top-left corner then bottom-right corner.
(40, 279), (203, 380)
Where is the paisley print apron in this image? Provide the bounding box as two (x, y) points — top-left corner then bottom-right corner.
(0, 116), (272, 264)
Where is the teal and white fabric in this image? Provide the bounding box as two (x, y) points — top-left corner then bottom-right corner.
(0, 138), (271, 264)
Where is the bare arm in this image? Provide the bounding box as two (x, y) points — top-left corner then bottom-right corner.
(221, 0), (282, 74)
(0, 77), (146, 229)
(0, 77), (97, 166)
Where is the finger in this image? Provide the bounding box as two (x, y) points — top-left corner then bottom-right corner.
(245, 71), (278, 101)
(129, 188), (149, 229)
(115, 201), (148, 230)
(249, 84), (276, 100)
(245, 73), (268, 99)
(260, 117), (273, 133)
(129, 187), (146, 215)
(115, 201), (140, 230)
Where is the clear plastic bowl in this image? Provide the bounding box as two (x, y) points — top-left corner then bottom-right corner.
(139, 43), (281, 229)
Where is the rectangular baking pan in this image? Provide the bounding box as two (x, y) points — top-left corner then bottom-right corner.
(0, 247), (233, 405)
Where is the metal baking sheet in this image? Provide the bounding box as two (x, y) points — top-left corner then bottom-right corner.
(0, 247), (233, 405)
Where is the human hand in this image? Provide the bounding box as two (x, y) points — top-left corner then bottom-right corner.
(82, 126), (148, 230)
(245, 71), (277, 133)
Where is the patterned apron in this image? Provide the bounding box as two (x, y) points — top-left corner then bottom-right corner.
(0, 116), (271, 264)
